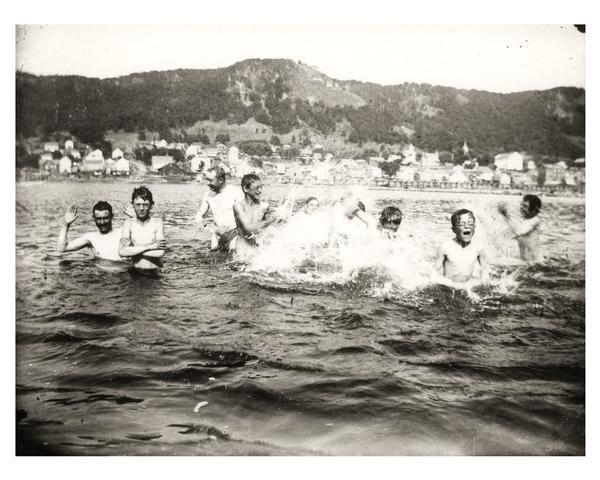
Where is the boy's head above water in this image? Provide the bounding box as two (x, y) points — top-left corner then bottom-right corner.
(379, 206), (403, 232)
(451, 209), (476, 246)
(521, 194), (542, 219)
(241, 173), (262, 201)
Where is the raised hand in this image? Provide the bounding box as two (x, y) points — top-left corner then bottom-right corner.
(123, 202), (135, 218)
(64, 204), (79, 225)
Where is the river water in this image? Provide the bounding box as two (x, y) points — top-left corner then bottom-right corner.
(16, 182), (585, 455)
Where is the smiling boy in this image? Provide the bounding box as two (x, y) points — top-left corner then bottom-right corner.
(430, 208), (489, 300)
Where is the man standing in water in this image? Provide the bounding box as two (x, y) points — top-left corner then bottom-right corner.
(194, 166), (243, 252)
(430, 208), (489, 301)
(498, 194), (542, 263)
(233, 174), (280, 255)
(119, 186), (166, 270)
(57, 201), (129, 261)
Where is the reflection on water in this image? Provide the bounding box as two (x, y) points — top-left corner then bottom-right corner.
(16, 183), (584, 455)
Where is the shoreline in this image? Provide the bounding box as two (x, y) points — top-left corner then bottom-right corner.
(17, 177), (584, 201)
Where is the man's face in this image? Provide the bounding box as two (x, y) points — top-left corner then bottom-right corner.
(205, 172), (225, 192)
(244, 180), (263, 202)
(93, 209), (113, 234)
(305, 199), (319, 214)
(520, 199), (533, 218)
(381, 217), (402, 233)
(132, 197), (152, 221)
(453, 213), (475, 245)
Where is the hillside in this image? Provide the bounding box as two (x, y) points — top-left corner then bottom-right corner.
(16, 58), (585, 158)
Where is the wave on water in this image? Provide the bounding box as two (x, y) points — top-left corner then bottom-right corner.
(234, 195), (533, 304)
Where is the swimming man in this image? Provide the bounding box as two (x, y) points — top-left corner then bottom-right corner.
(498, 194), (542, 263)
(194, 166), (244, 252)
(119, 186), (166, 270)
(233, 174), (280, 254)
(57, 201), (131, 262)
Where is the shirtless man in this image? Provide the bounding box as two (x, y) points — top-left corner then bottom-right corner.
(57, 201), (129, 261)
(498, 194), (542, 263)
(233, 174), (279, 254)
(194, 166), (243, 252)
(430, 209), (489, 301)
(119, 186), (166, 270)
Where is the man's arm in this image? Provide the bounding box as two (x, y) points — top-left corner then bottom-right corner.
(194, 194), (210, 227)
(118, 220), (164, 257)
(141, 219), (166, 258)
(499, 204), (540, 237)
(477, 246), (490, 285)
(57, 204), (91, 252)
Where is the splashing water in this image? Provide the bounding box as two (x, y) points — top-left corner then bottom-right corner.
(237, 195), (524, 301)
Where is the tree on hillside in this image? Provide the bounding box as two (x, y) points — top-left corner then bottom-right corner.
(291, 135), (296, 144)
(138, 130), (146, 141)
(270, 135), (281, 146)
(215, 133), (230, 144)
(199, 134), (210, 144)
(379, 159), (401, 177)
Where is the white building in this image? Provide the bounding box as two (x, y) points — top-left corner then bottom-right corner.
(449, 170), (468, 183)
(397, 166), (416, 181)
(59, 156), (72, 174)
(402, 143), (417, 165)
(43, 142), (59, 153)
(495, 152), (524, 171)
(64, 140), (74, 150)
(462, 141), (470, 155)
(421, 151), (440, 167)
(115, 158), (130, 175)
(111, 148), (124, 159)
(228, 146), (239, 164)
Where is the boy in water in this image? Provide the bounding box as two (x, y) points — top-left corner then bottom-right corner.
(194, 166), (244, 252)
(57, 201), (130, 262)
(430, 208), (489, 301)
(498, 194), (542, 263)
(233, 174), (281, 253)
(347, 202), (404, 238)
(119, 186), (166, 270)
(304, 197), (319, 214)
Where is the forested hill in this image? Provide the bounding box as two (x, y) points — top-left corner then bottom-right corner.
(16, 58), (585, 157)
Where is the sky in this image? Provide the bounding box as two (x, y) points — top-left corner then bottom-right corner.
(15, 24), (585, 93)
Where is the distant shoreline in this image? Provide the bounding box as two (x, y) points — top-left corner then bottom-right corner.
(16, 177), (584, 203)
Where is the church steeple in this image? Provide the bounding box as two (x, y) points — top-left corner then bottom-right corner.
(462, 140), (469, 155)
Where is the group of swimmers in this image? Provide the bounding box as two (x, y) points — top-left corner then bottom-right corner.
(58, 166), (542, 297)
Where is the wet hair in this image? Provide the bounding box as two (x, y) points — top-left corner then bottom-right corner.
(241, 173), (261, 191)
(92, 201), (113, 217)
(206, 165), (226, 182)
(131, 185), (154, 205)
(306, 197), (319, 205)
(450, 209), (475, 229)
(380, 206), (403, 225)
(523, 194), (542, 215)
